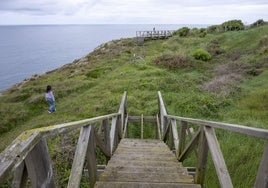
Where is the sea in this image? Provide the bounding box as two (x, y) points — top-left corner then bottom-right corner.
(0, 24), (207, 91)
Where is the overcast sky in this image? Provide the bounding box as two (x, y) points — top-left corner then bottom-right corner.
(0, 0), (267, 25)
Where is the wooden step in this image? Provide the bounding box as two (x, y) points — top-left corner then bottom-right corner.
(95, 182), (201, 188)
(94, 139), (200, 188)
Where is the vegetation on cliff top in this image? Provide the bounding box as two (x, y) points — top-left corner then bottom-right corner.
(0, 21), (267, 187)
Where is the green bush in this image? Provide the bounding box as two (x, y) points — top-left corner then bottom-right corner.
(221, 19), (244, 31)
(193, 49), (211, 61)
(174, 27), (190, 37)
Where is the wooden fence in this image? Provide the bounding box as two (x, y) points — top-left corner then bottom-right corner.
(157, 91), (268, 188)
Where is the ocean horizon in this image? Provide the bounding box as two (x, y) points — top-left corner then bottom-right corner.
(0, 24), (208, 91)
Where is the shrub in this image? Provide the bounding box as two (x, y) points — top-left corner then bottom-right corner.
(154, 53), (189, 70)
(193, 49), (211, 61)
(259, 36), (268, 46)
(207, 25), (222, 33)
(221, 19), (244, 31)
(207, 39), (223, 56)
(174, 27), (190, 37)
(190, 28), (207, 37)
(250, 19), (266, 28)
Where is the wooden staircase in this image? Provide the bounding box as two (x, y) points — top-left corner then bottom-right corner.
(95, 139), (201, 188)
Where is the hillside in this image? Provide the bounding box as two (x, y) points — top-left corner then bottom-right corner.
(0, 24), (267, 187)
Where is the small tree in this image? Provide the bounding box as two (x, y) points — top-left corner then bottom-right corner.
(221, 20), (244, 31)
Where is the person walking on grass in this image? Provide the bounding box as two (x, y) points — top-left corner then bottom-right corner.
(45, 85), (56, 113)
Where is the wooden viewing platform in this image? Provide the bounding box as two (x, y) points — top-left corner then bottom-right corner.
(0, 91), (268, 188)
(95, 139), (200, 188)
(136, 30), (175, 39)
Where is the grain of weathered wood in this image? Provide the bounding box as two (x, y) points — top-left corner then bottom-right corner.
(158, 91), (167, 137)
(95, 139), (200, 187)
(178, 121), (187, 156)
(254, 141), (268, 188)
(128, 116), (157, 123)
(67, 125), (92, 188)
(171, 119), (179, 158)
(178, 128), (200, 162)
(86, 126), (97, 187)
(166, 115), (268, 139)
(141, 114), (144, 139)
(110, 117), (118, 153)
(195, 127), (208, 186)
(25, 138), (55, 188)
(95, 182), (201, 188)
(12, 160), (27, 188)
(204, 126), (233, 188)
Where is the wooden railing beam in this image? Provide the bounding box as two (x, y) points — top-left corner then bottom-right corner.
(178, 128), (201, 162)
(204, 126), (233, 188)
(67, 125), (92, 188)
(166, 115), (268, 139)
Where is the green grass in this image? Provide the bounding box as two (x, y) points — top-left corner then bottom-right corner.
(0, 25), (268, 187)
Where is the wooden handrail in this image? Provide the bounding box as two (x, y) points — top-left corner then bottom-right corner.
(157, 91), (268, 188)
(165, 114), (268, 140)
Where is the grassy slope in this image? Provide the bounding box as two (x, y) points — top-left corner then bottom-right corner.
(0, 25), (267, 187)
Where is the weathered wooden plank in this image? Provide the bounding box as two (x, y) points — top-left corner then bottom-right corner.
(95, 130), (111, 158)
(25, 138), (55, 188)
(156, 114), (162, 140)
(118, 91), (127, 136)
(12, 161), (27, 188)
(195, 127), (208, 186)
(254, 141), (268, 188)
(122, 115), (129, 139)
(0, 131), (42, 184)
(102, 119), (111, 155)
(158, 91), (168, 137)
(103, 165), (187, 174)
(166, 115), (268, 139)
(86, 126), (97, 187)
(95, 181), (201, 188)
(110, 116), (117, 153)
(178, 128), (200, 162)
(178, 121), (187, 156)
(204, 126), (233, 188)
(141, 114), (144, 139)
(99, 171), (194, 183)
(171, 119), (179, 158)
(128, 116), (157, 123)
(67, 125), (92, 188)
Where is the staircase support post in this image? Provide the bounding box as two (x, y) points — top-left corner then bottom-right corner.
(254, 141), (268, 188)
(195, 126), (208, 186)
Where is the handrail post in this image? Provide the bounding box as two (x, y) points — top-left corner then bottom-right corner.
(158, 91), (167, 139)
(118, 91), (127, 138)
(254, 141), (268, 187)
(195, 126), (208, 186)
(178, 121), (187, 156)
